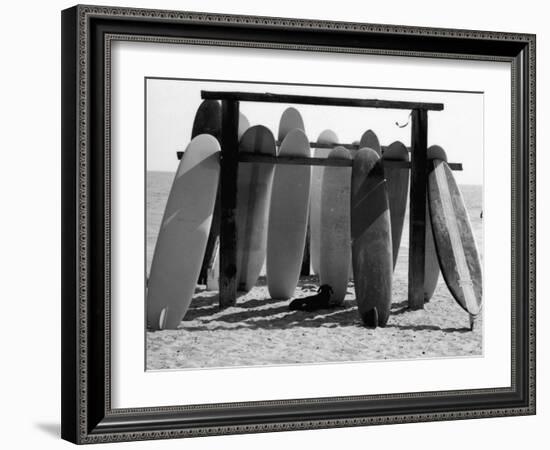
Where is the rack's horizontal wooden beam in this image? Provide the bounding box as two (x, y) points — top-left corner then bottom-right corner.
(238, 154), (462, 170)
(240, 154), (352, 167)
(177, 141), (405, 157)
(276, 141), (411, 152)
(175, 151), (462, 170)
(201, 91), (444, 111)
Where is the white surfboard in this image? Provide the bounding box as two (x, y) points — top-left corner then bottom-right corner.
(146, 134), (220, 330)
(319, 146), (353, 305)
(236, 125), (277, 291)
(267, 129), (311, 299)
(310, 130), (338, 275)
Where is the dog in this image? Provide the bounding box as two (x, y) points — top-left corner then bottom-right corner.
(289, 284), (335, 312)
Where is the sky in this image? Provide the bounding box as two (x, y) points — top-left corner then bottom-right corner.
(146, 78), (484, 185)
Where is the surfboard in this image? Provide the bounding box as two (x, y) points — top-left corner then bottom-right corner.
(203, 112), (250, 291)
(191, 100), (221, 140)
(319, 146), (352, 305)
(351, 148), (393, 327)
(424, 145), (447, 301)
(238, 112), (250, 139)
(146, 134), (220, 330)
(267, 129), (311, 299)
(278, 107), (305, 142)
(382, 141), (409, 269)
(310, 130), (338, 275)
(428, 159), (482, 316)
(277, 107), (310, 276)
(192, 101), (222, 284)
(236, 125), (277, 292)
(359, 129), (381, 155)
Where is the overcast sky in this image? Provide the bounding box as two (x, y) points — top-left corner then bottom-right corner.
(146, 78), (483, 185)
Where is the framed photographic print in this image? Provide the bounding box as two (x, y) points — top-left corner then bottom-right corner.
(61, 4), (536, 444)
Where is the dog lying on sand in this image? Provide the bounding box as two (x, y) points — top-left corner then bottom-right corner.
(289, 285), (335, 312)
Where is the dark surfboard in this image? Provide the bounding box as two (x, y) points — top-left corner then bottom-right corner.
(191, 100), (221, 141)
(382, 141), (409, 269)
(192, 102), (251, 286)
(359, 129), (381, 155)
(192, 101), (222, 285)
(236, 125), (277, 292)
(351, 148), (393, 327)
(424, 145), (448, 301)
(428, 159), (482, 315)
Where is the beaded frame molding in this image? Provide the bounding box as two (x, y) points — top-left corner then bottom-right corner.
(61, 4), (536, 444)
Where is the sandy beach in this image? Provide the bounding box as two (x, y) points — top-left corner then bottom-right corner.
(147, 276), (482, 370)
(146, 173), (483, 370)
(146, 172), (483, 370)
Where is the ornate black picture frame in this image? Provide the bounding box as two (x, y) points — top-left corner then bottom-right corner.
(61, 4), (536, 444)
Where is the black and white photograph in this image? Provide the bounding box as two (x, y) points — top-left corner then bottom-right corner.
(54, 2), (538, 446)
(145, 78), (484, 370)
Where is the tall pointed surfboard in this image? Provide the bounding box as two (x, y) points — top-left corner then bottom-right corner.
(351, 148), (393, 327)
(319, 146), (352, 305)
(267, 129), (311, 299)
(147, 134), (220, 330)
(428, 159), (482, 316)
(310, 130), (338, 275)
(277, 108), (311, 277)
(236, 125), (277, 292)
(383, 141), (409, 269)
(355, 131), (382, 280)
(359, 129), (381, 155)
(424, 145), (447, 301)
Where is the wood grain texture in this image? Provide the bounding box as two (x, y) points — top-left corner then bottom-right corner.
(408, 109), (428, 310)
(202, 90), (444, 110)
(424, 145), (448, 301)
(237, 153), (462, 170)
(428, 160), (482, 315)
(219, 100), (240, 308)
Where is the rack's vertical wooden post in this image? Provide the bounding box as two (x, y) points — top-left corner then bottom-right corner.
(219, 100), (240, 308)
(408, 108), (428, 309)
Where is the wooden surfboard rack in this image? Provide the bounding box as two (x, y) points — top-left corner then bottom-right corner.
(197, 90), (448, 311)
(177, 151), (463, 171)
